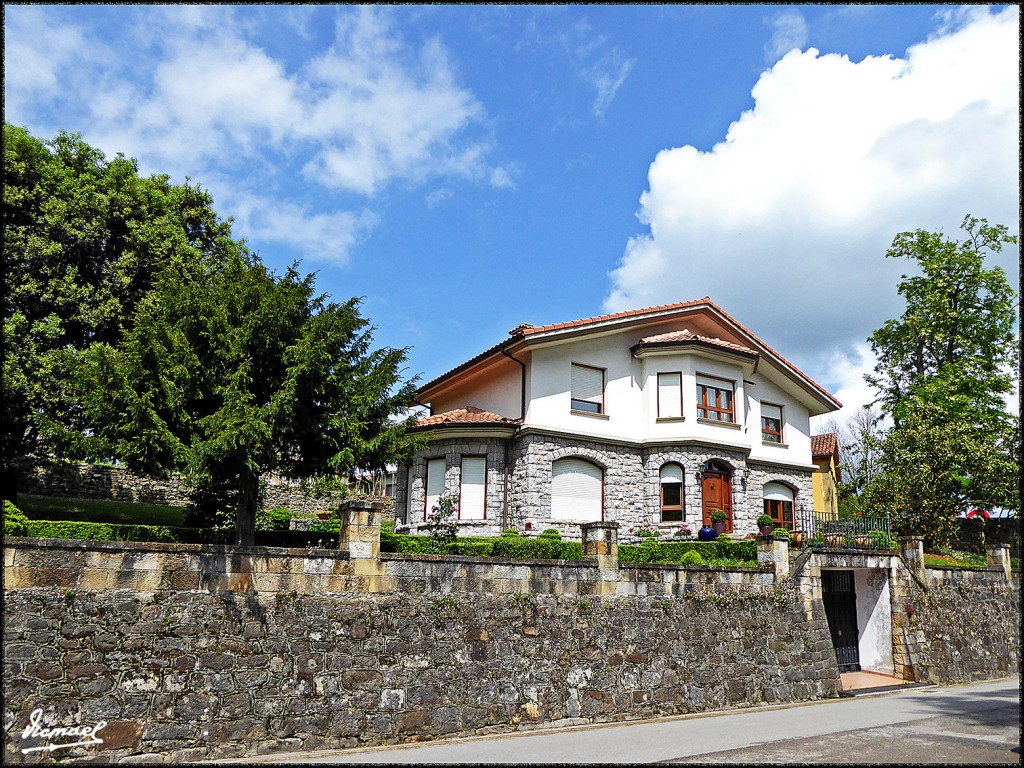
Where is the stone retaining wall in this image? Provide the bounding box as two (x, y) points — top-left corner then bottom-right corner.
(17, 462), (389, 520)
(2, 522), (1019, 765)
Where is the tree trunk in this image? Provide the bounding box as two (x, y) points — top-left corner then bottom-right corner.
(235, 470), (259, 547)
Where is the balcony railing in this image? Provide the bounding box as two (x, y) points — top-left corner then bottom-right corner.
(795, 507), (892, 549)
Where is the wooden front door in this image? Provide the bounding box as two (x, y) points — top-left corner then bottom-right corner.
(701, 470), (733, 532)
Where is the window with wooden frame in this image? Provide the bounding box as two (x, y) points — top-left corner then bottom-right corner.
(696, 375), (735, 423)
(657, 372), (683, 419)
(659, 463), (684, 522)
(571, 363), (605, 414)
(763, 482), (794, 530)
(761, 402), (783, 443)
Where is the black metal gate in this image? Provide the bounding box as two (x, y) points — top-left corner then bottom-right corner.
(822, 569), (860, 672)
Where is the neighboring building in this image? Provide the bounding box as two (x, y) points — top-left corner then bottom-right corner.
(810, 432), (841, 519)
(396, 298), (841, 539)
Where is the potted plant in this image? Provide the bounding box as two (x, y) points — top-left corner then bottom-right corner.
(710, 510), (728, 535)
(824, 532), (844, 548)
(756, 513), (774, 537)
(790, 530), (804, 548)
(853, 534), (873, 549)
(675, 524), (693, 539)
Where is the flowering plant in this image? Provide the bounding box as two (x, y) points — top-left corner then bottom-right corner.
(425, 495), (459, 553)
(675, 524), (693, 538)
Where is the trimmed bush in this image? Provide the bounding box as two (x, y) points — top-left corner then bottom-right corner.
(635, 537), (665, 563)
(679, 550), (704, 565)
(4, 500), (30, 536)
(261, 507), (293, 532)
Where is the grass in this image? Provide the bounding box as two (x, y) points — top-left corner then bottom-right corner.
(17, 494), (186, 527)
(924, 549), (989, 568)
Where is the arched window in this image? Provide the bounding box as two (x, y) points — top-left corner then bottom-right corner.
(764, 482), (795, 530)
(551, 458), (603, 522)
(659, 463), (684, 522)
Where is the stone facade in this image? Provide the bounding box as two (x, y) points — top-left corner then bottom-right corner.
(398, 433), (813, 540)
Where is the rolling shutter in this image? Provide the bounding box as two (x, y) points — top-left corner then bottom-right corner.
(459, 457), (486, 520)
(660, 463), (684, 484)
(425, 458), (445, 516)
(764, 482), (794, 501)
(571, 364), (604, 412)
(658, 372), (682, 418)
(551, 458), (602, 522)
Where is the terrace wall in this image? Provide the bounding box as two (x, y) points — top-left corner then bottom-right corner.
(2, 510), (1018, 765)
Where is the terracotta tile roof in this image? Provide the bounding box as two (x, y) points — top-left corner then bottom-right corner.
(418, 297), (841, 411)
(513, 298), (709, 336)
(415, 406), (520, 429)
(811, 432), (838, 457)
(635, 329), (757, 356)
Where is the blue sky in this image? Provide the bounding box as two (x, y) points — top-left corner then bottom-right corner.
(4, 4), (1019, 426)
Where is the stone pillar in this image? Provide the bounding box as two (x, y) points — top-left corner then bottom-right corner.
(582, 522), (619, 595)
(899, 536), (926, 585)
(757, 534), (790, 580)
(338, 499), (385, 560)
(986, 544), (1011, 580)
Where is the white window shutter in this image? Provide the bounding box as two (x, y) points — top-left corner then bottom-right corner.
(551, 458), (602, 522)
(459, 457), (486, 520)
(660, 463), (684, 484)
(425, 458), (445, 517)
(658, 372), (682, 418)
(571, 364), (604, 404)
(764, 482), (794, 501)
(762, 403), (782, 421)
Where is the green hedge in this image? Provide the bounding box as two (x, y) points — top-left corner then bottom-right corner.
(17, 520), (340, 549)
(380, 531), (584, 560)
(619, 539), (756, 565)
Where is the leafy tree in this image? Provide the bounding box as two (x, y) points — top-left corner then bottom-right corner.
(862, 402), (1019, 549)
(73, 250), (420, 545)
(866, 215), (1017, 429)
(863, 215), (1019, 545)
(2, 124), (236, 500)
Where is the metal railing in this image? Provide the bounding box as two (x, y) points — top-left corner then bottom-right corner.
(795, 507), (892, 549)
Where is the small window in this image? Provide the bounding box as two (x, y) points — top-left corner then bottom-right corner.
(764, 482), (794, 530)
(697, 375), (734, 423)
(571, 363), (605, 414)
(659, 463), (684, 522)
(425, 458), (445, 517)
(657, 372), (683, 419)
(459, 457), (486, 520)
(761, 403), (783, 443)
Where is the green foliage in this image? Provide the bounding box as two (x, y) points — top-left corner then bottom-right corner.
(771, 527), (792, 541)
(863, 216), (1019, 546)
(619, 539), (756, 565)
(258, 507), (292, 532)
(632, 527), (661, 538)
(424, 495), (459, 554)
(679, 550), (704, 566)
(756, 514), (773, 528)
(635, 537), (665, 563)
(184, 475), (241, 529)
(710, 510), (728, 523)
(4, 500), (29, 535)
(867, 529), (893, 549)
(302, 474), (350, 498)
(17, 493), (185, 526)
(538, 528), (562, 541)
(71, 236), (420, 544)
(863, 401), (1019, 548)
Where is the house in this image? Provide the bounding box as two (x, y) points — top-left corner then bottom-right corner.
(810, 432), (842, 520)
(395, 298), (841, 539)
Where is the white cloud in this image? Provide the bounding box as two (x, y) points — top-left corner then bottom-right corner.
(809, 343), (880, 433)
(590, 57), (635, 118)
(3, 5), (499, 264)
(765, 10), (809, 62)
(606, 6), (1020, 393)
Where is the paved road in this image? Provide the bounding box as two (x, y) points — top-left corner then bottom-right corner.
(220, 677), (1020, 764)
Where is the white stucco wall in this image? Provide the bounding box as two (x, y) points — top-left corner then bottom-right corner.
(855, 568), (893, 674)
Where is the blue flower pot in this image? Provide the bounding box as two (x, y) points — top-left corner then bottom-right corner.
(697, 525), (717, 542)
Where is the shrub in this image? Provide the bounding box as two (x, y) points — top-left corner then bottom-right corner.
(771, 527), (792, 540)
(259, 507), (293, 532)
(538, 528), (562, 541)
(867, 529), (893, 549)
(3, 500), (29, 536)
(425, 495), (459, 554)
(635, 537), (665, 563)
(679, 550), (704, 565)
(756, 513), (773, 528)
(710, 510), (728, 523)
(633, 528), (660, 538)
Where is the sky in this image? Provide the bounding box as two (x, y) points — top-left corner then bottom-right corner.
(4, 4), (1020, 430)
